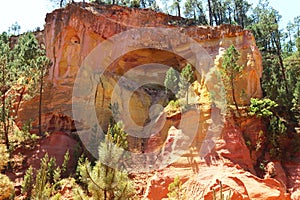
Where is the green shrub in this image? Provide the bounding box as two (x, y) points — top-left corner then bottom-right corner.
(168, 176), (183, 200)
(249, 98), (278, 118)
(21, 166), (33, 197)
(0, 144), (9, 171)
(23, 150), (71, 199)
(76, 122), (135, 199)
(212, 181), (232, 200)
(0, 174), (14, 199)
(0, 144), (14, 199)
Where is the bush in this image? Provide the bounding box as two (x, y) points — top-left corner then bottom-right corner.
(76, 122), (135, 199)
(0, 174), (14, 199)
(168, 176), (183, 199)
(248, 98), (278, 118)
(0, 144), (9, 171)
(22, 150), (70, 199)
(21, 166), (33, 197)
(168, 100), (180, 110)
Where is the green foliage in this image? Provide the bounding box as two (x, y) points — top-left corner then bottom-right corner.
(50, 193), (62, 200)
(269, 116), (287, 136)
(21, 166), (33, 197)
(163, 64), (195, 107)
(220, 45), (244, 115)
(292, 80), (300, 119)
(33, 154), (53, 199)
(73, 185), (89, 200)
(183, 0), (251, 26)
(0, 173), (14, 200)
(164, 67), (180, 100)
(53, 167), (62, 184)
(0, 144), (9, 171)
(212, 181), (232, 200)
(61, 150), (70, 175)
(76, 122), (135, 200)
(267, 116), (287, 158)
(261, 53), (291, 115)
(167, 176), (183, 199)
(90, 0), (157, 10)
(221, 45), (243, 83)
(12, 120), (40, 148)
(0, 144), (14, 199)
(22, 150), (71, 199)
(248, 1), (291, 113)
(167, 100), (181, 110)
(0, 31), (50, 153)
(178, 64), (195, 104)
(8, 22), (21, 35)
(184, 0), (207, 24)
(248, 98), (290, 159)
(107, 122), (128, 150)
(296, 37), (300, 52)
(284, 52), (300, 120)
(249, 98), (278, 118)
(248, 0), (281, 52)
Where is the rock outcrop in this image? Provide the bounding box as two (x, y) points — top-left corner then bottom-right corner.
(16, 2), (296, 200)
(184, 165), (289, 200)
(17, 3), (262, 133)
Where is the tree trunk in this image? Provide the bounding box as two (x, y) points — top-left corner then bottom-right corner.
(228, 8), (232, 24)
(272, 36), (289, 95)
(186, 89), (189, 105)
(177, 1), (181, 17)
(231, 79), (240, 116)
(207, 0), (213, 26)
(2, 95), (9, 152)
(39, 66), (44, 135)
(1, 64), (9, 153)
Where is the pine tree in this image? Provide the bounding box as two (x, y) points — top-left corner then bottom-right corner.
(220, 45), (244, 116)
(248, 0), (289, 98)
(77, 122), (135, 200)
(0, 31), (50, 152)
(171, 0), (181, 17)
(164, 67), (180, 100)
(184, 0), (208, 24)
(0, 32), (12, 153)
(232, 0), (251, 27)
(21, 166), (33, 198)
(33, 154), (52, 199)
(292, 78), (300, 120)
(8, 22), (21, 35)
(178, 64), (195, 104)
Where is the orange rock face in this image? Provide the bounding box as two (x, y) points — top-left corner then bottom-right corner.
(184, 165), (288, 200)
(17, 3), (262, 132)
(16, 3), (291, 200)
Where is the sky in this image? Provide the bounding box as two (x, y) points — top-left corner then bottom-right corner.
(0, 0), (298, 33)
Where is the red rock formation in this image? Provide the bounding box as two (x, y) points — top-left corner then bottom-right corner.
(7, 132), (80, 195)
(17, 3), (262, 133)
(284, 154), (300, 200)
(184, 165), (289, 200)
(16, 3), (293, 200)
(216, 121), (255, 174)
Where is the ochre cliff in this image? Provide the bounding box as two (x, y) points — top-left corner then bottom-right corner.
(15, 3), (298, 200)
(18, 2), (262, 132)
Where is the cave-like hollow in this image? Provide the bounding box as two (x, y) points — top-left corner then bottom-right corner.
(94, 48), (204, 153)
